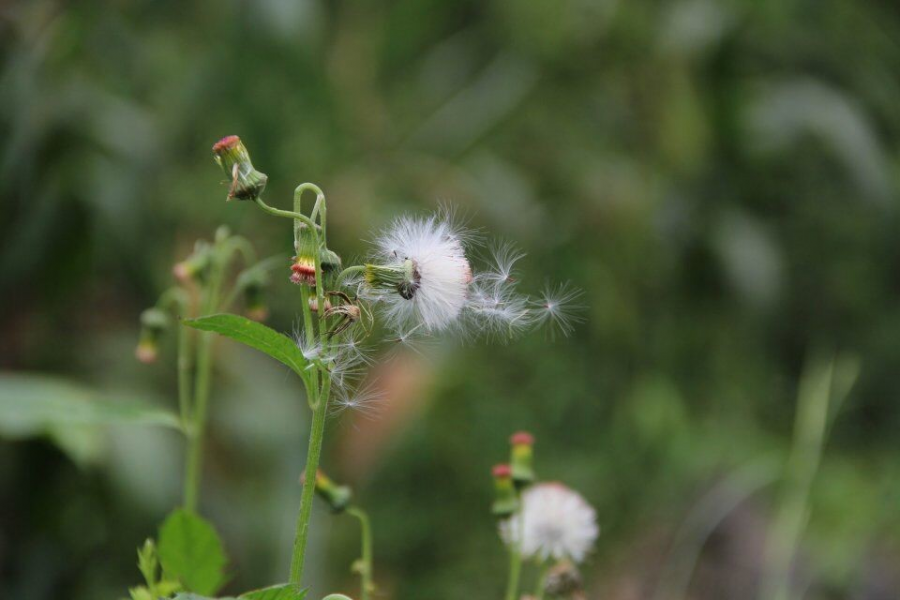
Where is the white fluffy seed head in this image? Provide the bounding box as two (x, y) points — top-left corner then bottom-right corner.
(499, 483), (598, 563)
(367, 214), (473, 332)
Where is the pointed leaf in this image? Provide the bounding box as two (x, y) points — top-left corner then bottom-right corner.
(240, 584), (307, 600)
(182, 314), (308, 378)
(158, 509), (228, 596)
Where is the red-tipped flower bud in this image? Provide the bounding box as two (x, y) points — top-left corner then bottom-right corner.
(491, 463), (518, 517)
(212, 135), (268, 202)
(510, 431), (536, 489)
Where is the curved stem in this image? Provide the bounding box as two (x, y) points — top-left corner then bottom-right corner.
(254, 197), (318, 232)
(347, 507), (374, 600)
(336, 265), (366, 290)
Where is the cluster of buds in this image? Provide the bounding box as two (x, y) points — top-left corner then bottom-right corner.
(491, 431), (537, 517)
(302, 469), (353, 514)
(135, 308), (170, 364)
(212, 135), (268, 202)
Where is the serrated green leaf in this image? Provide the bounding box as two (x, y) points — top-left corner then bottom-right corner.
(0, 373), (181, 438)
(182, 314), (308, 377)
(239, 584), (307, 600)
(158, 509), (228, 596)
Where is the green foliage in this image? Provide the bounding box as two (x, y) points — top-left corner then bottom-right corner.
(0, 373), (181, 434)
(158, 509), (229, 596)
(0, 373), (181, 464)
(182, 314), (308, 378)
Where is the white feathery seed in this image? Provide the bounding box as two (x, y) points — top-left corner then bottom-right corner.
(530, 283), (584, 337)
(499, 482), (598, 563)
(371, 214), (473, 331)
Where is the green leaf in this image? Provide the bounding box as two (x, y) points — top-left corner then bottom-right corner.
(158, 509), (228, 596)
(0, 373), (181, 438)
(182, 314), (308, 378)
(173, 595), (236, 600)
(239, 584), (307, 600)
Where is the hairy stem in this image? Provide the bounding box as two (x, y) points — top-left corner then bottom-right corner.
(347, 507), (374, 600)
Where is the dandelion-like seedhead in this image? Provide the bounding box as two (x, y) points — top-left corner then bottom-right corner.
(364, 213), (473, 332)
(499, 482), (598, 563)
(361, 215), (582, 341)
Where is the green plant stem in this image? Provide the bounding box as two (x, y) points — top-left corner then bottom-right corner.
(176, 319), (192, 428)
(505, 507), (525, 600)
(533, 562), (551, 600)
(336, 265), (366, 289)
(505, 547), (523, 600)
(288, 185), (332, 588)
(182, 248), (226, 513)
(290, 369), (330, 585)
(347, 507), (374, 600)
(255, 196), (318, 232)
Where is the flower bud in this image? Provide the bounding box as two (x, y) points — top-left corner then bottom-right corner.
(212, 135), (268, 202)
(491, 463), (519, 518)
(135, 308), (170, 364)
(301, 469), (353, 514)
(510, 431), (536, 489)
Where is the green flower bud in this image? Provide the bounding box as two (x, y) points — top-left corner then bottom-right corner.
(510, 431), (536, 488)
(491, 464), (519, 518)
(302, 470), (353, 514)
(212, 135), (268, 202)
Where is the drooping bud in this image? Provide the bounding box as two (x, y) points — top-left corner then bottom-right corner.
(491, 463), (519, 518)
(544, 560), (584, 598)
(212, 135), (268, 202)
(135, 308), (170, 364)
(510, 431), (536, 488)
(173, 241), (213, 284)
(301, 469), (353, 514)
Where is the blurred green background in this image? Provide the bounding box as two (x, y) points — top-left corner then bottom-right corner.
(3, 0), (900, 599)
